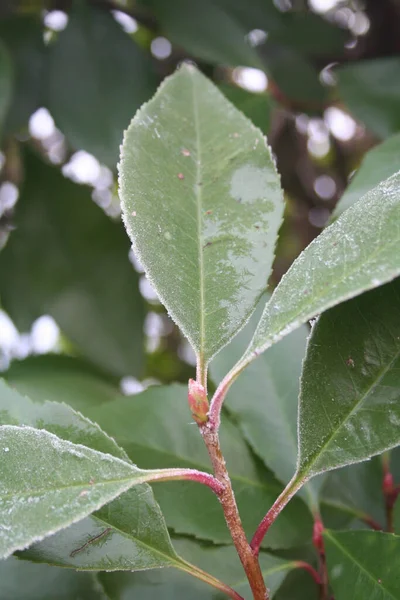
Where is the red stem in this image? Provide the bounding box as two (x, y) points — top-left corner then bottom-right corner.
(294, 561), (322, 586)
(313, 516), (329, 600)
(250, 473), (305, 556)
(200, 423), (268, 600)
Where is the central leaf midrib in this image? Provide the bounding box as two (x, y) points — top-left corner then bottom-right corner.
(191, 71), (206, 363)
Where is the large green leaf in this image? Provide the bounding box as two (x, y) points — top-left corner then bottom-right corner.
(98, 537), (294, 599)
(88, 384), (313, 549)
(0, 39), (12, 136)
(239, 169), (400, 367)
(0, 556), (107, 600)
(298, 278), (400, 480)
(324, 530), (400, 599)
(0, 425), (172, 559)
(119, 64), (283, 365)
(47, 4), (156, 167)
(0, 16), (46, 134)
(0, 378), (127, 460)
(0, 151), (145, 377)
(4, 354), (120, 412)
(334, 133), (400, 217)
(149, 0), (261, 67)
(0, 380), (179, 573)
(338, 57), (400, 139)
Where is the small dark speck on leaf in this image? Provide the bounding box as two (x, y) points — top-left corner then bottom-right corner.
(254, 225), (260, 229)
(181, 148), (191, 156)
(205, 210), (212, 215)
(177, 173), (184, 180)
(89, 478), (95, 485)
(203, 242), (212, 249)
(346, 357), (355, 368)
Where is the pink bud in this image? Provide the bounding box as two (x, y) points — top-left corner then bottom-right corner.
(188, 379), (209, 425)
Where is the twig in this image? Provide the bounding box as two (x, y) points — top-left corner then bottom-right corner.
(200, 422), (268, 600)
(250, 473), (305, 556)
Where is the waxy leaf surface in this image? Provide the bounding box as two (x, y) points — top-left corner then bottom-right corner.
(0, 426), (173, 559)
(241, 170), (400, 365)
(119, 64), (283, 364)
(298, 278), (400, 479)
(0, 380), (178, 570)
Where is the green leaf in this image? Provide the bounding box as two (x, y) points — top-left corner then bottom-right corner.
(149, 0), (261, 67)
(119, 64), (283, 365)
(324, 530), (400, 599)
(0, 378), (127, 460)
(210, 302), (323, 507)
(219, 84), (272, 134)
(263, 45), (327, 106)
(274, 567), (318, 600)
(0, 16), (46, 134)
(4, 354), (120, 412)
(48, 4), (156, 167)
(0, 150), (145, 377)
(0, 425), (169, 559)
(88, 384), (313, 549)
(98, 537), (294, 599)
(298, 278), (400, 480)
(0, 380), (179, 571)
(267, 11), (347, 57)
(19, 487), (180, 571)
(338, 57), (400, 139)
(0, 39), (12, 137)
(320, 459), (385, 529)
(0, 556), (108, 600)
(240, 170), (400, 366)
(334, 133), (400, 217)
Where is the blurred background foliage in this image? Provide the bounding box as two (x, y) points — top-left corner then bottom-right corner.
(0, 0), (399, 393)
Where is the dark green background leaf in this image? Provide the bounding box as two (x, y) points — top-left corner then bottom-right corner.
(0, 556), (107, 600)
(4, 354), (120, 412)
(338, 57), (400, 139)
(0, 151), (145, 377)
(0, 16), (46, 134)
(48, 4), (157, 167)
